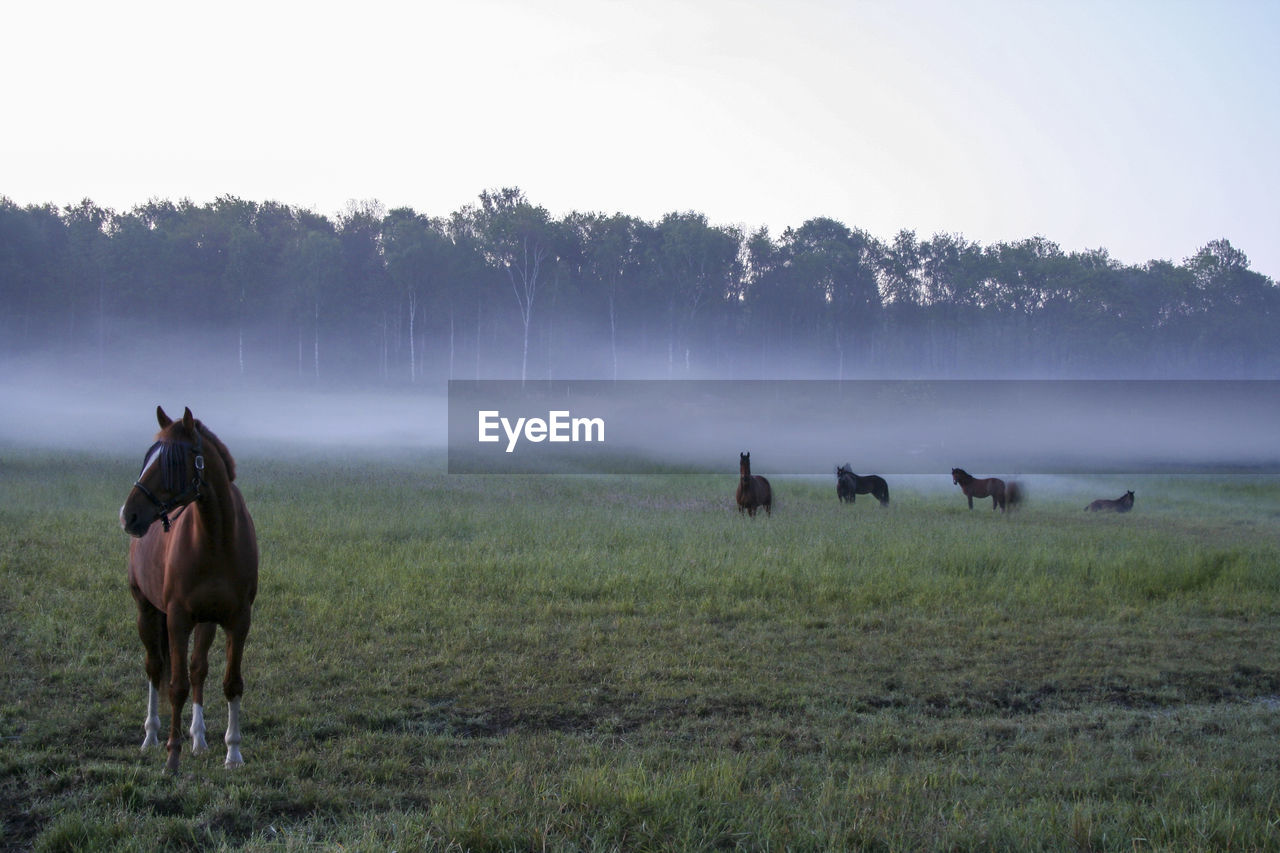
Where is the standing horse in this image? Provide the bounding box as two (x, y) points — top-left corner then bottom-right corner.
(736, 452), (772, 518)
(951, 467), (1007, 511)
(1006, 480), (1024, 510)
(1086, 490), (1135, 512)
(835, 464), (890, 507)
(119, 406), (258, 771)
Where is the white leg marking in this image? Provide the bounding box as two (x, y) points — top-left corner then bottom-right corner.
(224, 698), (243, 768)
(190, 703), (208, 753)
(142, 683), (161, 750)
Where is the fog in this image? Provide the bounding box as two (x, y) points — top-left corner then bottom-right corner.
(446, 379), (1280, 477)
(0, 361), (448, 457)
(3, 350), (1277, 486)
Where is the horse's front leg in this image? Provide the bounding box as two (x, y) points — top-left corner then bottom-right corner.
(134, 599), (166, 750)
(189, 622), (217, 754)
(967, 495), (974, 510)
(165, 614), (194, 773)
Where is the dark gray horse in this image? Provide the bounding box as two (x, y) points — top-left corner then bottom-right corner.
(836, 465), (889, 507)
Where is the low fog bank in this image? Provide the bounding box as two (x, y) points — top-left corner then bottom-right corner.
(0, 362), (448, 456)
(4, 358), (1277, 482)
(448, 380), (1280, 476)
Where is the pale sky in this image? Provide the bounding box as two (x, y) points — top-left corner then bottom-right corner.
(4, 0), (1278, 279)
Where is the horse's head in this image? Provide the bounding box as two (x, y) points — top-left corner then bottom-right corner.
(1124, 490), (1135, 502)
(951, 468), (964, 485)
(836, 464), (851, 478)
(119, 406), (206, 537)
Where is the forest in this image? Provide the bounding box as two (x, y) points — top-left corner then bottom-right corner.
(2, 188), (1277, 384)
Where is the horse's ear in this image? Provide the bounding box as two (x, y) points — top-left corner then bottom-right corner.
(157, 406), (172, 428)
(182, 407), (195, 431)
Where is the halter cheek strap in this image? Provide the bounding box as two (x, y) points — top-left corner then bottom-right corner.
(133, 432), (205, 532)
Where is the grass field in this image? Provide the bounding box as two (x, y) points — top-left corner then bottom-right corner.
(3, 448), (1280, 851)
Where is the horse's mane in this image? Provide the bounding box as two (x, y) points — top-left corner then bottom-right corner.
(195, 419), (236, 482)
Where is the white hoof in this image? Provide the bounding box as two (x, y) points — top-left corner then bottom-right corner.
(190, 703), (208, 754)
(142, 683), (161, 750)
(223, 697), (244, 768)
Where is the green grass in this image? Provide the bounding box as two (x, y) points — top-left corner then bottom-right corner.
(3, 449), (1280, 850)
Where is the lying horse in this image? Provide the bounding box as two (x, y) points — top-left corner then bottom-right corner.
(836, 465), (889, 507)
(736, 452), (772, 518)
(1086, 490), (1135, 512)
(952, 467), (1007, 511)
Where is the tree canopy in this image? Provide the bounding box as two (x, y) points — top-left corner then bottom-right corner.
(2, 190), (1276, 383)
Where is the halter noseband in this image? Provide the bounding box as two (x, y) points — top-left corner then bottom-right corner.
(133, 431), (205, 532)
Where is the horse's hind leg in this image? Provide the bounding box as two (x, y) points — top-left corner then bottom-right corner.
(142, 683), (160, 749)
(188, 622), (216, 754)
(222, 615), (252, 768)
(134, 599), (166, 750)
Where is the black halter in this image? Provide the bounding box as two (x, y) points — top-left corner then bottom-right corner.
(133, 430), (205, 532)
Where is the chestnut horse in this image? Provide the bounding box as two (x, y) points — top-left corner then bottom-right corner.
(951, 467), (1007, 511)
(119, 406), (258, 771)
(1086, 490), (1134, 513)
(835, 464), (890, 507)
(736, 452), (772, 518)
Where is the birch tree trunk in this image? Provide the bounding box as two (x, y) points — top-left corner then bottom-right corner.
(408, 290), (417, 384)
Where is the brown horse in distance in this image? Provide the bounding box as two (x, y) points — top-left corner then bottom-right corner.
(736, 452), (772, 518)
(1086, 490), (1135, 512)
(120, 406), (258, 772)
(951, 467), (1008, 511)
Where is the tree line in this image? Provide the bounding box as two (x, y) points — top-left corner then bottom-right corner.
(2, 188), (1277, 383)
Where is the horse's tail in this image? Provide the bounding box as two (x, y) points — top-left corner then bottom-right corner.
(877, 478), (890, 506)
(1006, 481), (1022, 509)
